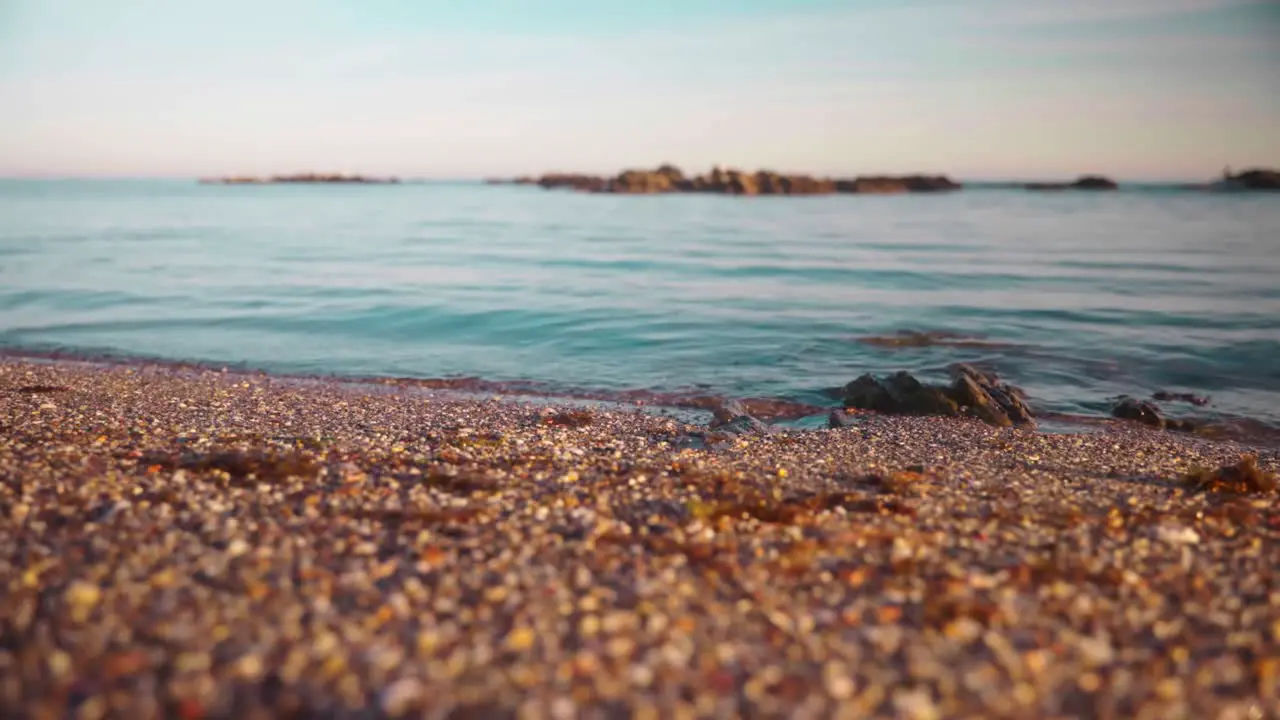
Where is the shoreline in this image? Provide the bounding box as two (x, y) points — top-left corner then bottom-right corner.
(4, 345), (1278, 448)
(2, 356), (1278, 716)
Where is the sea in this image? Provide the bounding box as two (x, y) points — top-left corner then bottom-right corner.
(2, 179), (1278, 432)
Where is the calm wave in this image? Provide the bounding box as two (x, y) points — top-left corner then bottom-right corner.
(2, 179), (1278, 426)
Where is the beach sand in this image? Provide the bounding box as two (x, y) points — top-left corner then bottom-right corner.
(2, 357), (1277, 718)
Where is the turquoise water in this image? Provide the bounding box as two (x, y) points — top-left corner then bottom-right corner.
(2, 179), (1278, 426)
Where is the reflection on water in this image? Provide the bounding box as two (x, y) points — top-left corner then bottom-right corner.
(1, 179), (1278, 427)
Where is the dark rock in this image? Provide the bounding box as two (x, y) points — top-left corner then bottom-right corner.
(711, 399), (749, 425)
(900, 175), (962, 192)
(834, 175), (962, 194)
(511, 166), (962, 196)
(1218, 168), (1280, 191)
(713, 416), (772, 435)
(842, 374), (893, 413)
(1025, 175), (1118, 191)
(1152, 391), (1209, 407)
(880, 371), (961, 416)
(606, 165), (763, 195)
(986, 385), (1034, 426)
(708, 400), (773, 435)
(950, 372), (1011, 427)
(948, 364), (1035, 427)
(839, 368), (1030, 427)
(1112, 397), (1203, 433)
(884, 371), (924, 398)
(654, 164), (684, 182)
(1070, 175), (1119, 190)
(898, 387), (961, 417)
(697, 167), (759, 195)
(1112, 397), (1165, 428)
(608, 165), (688, 194)
(485, 176), (551, 186)
(753, 171), (837, 195)
(537, 173), (608, 192)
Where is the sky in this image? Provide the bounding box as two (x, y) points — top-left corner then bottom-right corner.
(1, 0), (1278, 180)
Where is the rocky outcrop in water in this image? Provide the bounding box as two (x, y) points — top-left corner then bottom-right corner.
(610, 165), (691, 193)
(708, 400), (775, 435)
(838, 365), (1035, 428)
(1218, 168), (1280, 191)
(536, 173), (609, 192)
(1024, 175), (1118, 191)
(835, 175), (961, 193)
(1111, 396), (1202, 432)
(949, 365), (1036, 427)
(513, 165), (963, 196)
(1112, 397), (1165, 427)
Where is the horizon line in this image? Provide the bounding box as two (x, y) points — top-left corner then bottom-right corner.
(0, 170), (1249, 185)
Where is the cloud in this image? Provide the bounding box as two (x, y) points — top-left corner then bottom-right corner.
(948, 26), (1279, 60)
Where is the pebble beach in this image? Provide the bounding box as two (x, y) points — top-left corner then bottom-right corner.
(2, 357), (1278, 719)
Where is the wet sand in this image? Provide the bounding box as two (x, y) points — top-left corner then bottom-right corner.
(2, 358), (1278, 718)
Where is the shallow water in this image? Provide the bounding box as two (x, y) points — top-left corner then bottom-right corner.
(1, 179), (1278, 425)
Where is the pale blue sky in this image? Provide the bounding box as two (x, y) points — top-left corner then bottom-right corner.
(2, 0), (1278, 180)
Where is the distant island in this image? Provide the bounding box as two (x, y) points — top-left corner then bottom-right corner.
(1208, 168), (1280, 191)
(486, 165), (1280, 195)
(1024, 175), (1119, 191)
(198, 173), (400, 185)
(191, 166), (1280, 192)
(486, 165), (961, 195)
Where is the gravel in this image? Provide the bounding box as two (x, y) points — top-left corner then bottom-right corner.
(2, 358), (1278, 718)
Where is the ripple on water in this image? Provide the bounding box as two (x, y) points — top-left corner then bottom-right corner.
(1, 180), (1278, 429)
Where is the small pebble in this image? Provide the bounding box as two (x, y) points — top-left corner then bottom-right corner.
(379, 678), (423, 716)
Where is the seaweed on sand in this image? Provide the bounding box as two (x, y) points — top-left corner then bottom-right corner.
(543, 410), (594, 428)
(678, 469), (918, 525)
(1184, 455), (1277, 496)
(139, 448), (321, 486)
(13, 385), (71, 394)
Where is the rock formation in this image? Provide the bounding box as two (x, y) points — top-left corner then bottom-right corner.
(1218, 168), (1280, 191)
(534, 173), (607, 192)
(517, 165), (963, 196)
(609, 165), (689, 193)
(835, 175), (961, 193)
(707, 400), (776, 435)
(1111, 396), (1203, 433)
(1111, 397), (1165, 427)
(838, 365), (1035, 428)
